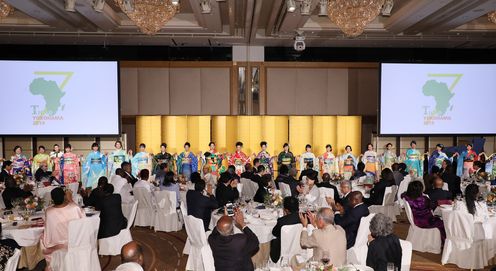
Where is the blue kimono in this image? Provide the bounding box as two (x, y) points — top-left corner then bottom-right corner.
(486, 155), (496, 177)
(405, 148), (422, 177)
(108, 149), (129, 177)
(428, 150), (451, 173)
(177, 152), (198, 180)
(131, 152), (152, 176)
(456, 149), (478, 177)
(83, 151), (107, 189)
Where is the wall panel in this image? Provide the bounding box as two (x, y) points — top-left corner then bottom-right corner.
(212, 116), (237, 153)
(136, 116), (162, 154)
(201, 68), (230, 115)
(289, 116), (313, 156)
(295, 69), (328, 115)
(170, 68), (201, 115)
(236, 116), (262, 156)
(36, 137), (63, 153)
(138, 68), (170, 115)
(161, 116), (188, 154)
(187, 116), (211, 154)
(262, 116), (289, 157)
(336, 116), (362, 156)
(68, 137), (96, 156)
(4, 137), (32, 158)
(312, 116), (337, 156)
(120, 68), (139, 115)
(327, 69), (349, 114)
(266, 69), (297, 115)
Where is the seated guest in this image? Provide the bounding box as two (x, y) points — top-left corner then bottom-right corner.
(186, 180), (218, 231)
(440, 161), (461, 197)
(401, 181), (445, 243)
(115, 241), (145, 271)
(365, 168), (395, 206)
(334, 191), (369, 249)
(0, 161), (12, 183)
(99, 183), (127, 239)
(366, 213), (402, 271)
(251, 165), (265, 185)
(473, 161), (484, 175)
(275, 165), (300, 197)
(225, 165), (240, 181)
(399, 163), (408, 177)
(208, 209), (259, 271)
(202, 165), (217, 189)
(42, 187), (85, 266)
(391, 163), (404, 186)
(453, 183), (489, 223)
(240, 164), (254, 179)
(270, 197), (300, 263)
(254, 174), (272, 203)
(215, 173), (239, 206)
(154, 163), (168, 185)
(121, 162), (138, 187)
(316, 173), (340, 201)
(253, 158), (261, 170)
(82, 176), (107, 209)
(159, 171), (180, 208)
(425, 176), (452, 209)
(351, 162), (367, 180)
(34, 163), (51, 183)
(134, 169), (152, 192)
(337, 180), (352, 207)
(190, 172), (202, 185)
(297, 208), (346, 267)
(299, 162), (317, 181)
(110, 168), (128, 194)
(2, 176), (33, 209)
(304, 171), (320, 205)
(423, 172), (437, 192)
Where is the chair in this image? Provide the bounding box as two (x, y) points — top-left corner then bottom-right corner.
(180, 201), (191, 255)
(236, 183), (243, 195)
(399, 239), (412, 271)
(67, 182), (79, 201)
(121, 200), (137, 222)
(5, 249), (21, 271)
(184, 215), (215, 271)
(278, 224), (305, 266)
(279, 182), (292, 197)
(133, 188), (156, 227)
(346, 213), (376, 266)
(441, 210), (493, 269)
(98, 200), (138, 256)
(317, 187), (335, 207)
(368, 185), (400, 222)
(51, 216), (101, 271)
(240, 178), (258, 199)
(153, 190), (182, 232)
(396, 176), (411, 208)
(403, 199), (441, 254)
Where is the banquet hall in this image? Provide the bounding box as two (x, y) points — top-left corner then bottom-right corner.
(0, 0), (496, 270)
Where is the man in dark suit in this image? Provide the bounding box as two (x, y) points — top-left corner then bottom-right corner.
(299, 162), (318, 181)
(254, 174), (271, 203)
(2, 176), (33, 209)
(270, 196), (300, 263)
(275, 165), (300, 197)
(334, 191), (370, 249)
(186, 179), (218, 231)
(426, 176), (452, 209)
(0, 161), (12, 183)
(250, 165), (265, 185)
(208, 209), (259, 271)
(98, 183), (127, 239)
(441, 162), (462, 196)
(216, 173), (240, 207)
(121, 162), (138, 187)
(316, 173), (340, 201)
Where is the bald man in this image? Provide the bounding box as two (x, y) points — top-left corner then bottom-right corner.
(115, 241), (144, 271)
(208, 209), (259, 271)
(334, 191), (370, 249)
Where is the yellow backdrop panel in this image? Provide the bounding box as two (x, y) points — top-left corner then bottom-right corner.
(187, 116), (211, 154)
(289, 116), (313, 155)
(312, 116), (337, 156)
(161, 116), (188, 154)
(212, 116), (237, 153)
(237, 116), (262, 156)
(136, 116), (162, 154)
(336, 116), (362, 157)
(262, 116), (289, 157)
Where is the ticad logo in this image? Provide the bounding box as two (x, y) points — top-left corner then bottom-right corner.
(421, 73), (462, 126)
(29, 71), (73, 125)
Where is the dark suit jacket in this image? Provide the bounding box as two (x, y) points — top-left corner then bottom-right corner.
(186, 190), (218, 231)
(426, 188), (452, 209)
(83, 187), (105, 210)
(299, 169), (317, 181)
(124, 172), (138, 187)
(316, 182), (340, 201)
(215, 183), (240, 207)
(2, 188), (32, 209)
(208, 226), (260, 271)
(240, 171), (254, 179)
(441, 172), (462, 196)
(335, 203), (370, 249)
(366, 234), (402, 271)
(250, 174), (262, 185)
(98, 194), (127, 239)
(254, 185), (269, 203)
(275, 175), (300, 197)
(365, 180), (393, 206)
(0, 170), (10, 183)
(270, 212), (300, 262)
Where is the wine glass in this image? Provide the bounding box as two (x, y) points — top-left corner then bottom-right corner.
(387, 262), (395, 271)
(320, 251), (330, 266)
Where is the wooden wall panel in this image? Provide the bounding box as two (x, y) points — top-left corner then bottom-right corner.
(327, 69), (349, 115)
(170, 68), (201, 115)
(138, 68), (170, 115)
(295, 69), (328, 115)
(120, 68), (139, 115)
(266, 69), (297, 115)
(201, 68), (230, 115)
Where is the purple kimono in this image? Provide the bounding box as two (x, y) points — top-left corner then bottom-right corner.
(402, 194), (446, 243)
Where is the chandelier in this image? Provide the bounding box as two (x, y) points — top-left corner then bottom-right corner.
(114, 0), (179, 35)
(0, 0), (13, 18)
(489, 11), (496, 24)
(327, 0), (385, 37)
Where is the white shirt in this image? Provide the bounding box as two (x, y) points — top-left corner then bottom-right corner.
(133, 179), (152, 193)
(115, 262), (144, 271)
(110, 175), (128, 194)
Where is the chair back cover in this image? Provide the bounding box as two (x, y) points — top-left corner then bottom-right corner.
(240, 178), (259, 199)
(279, 182), (292, 197)
(127, 200), (139, 229)
(399, 239), (412, 271)
(318, 187), (334, 207)
(68, 216), (100, 249)
(382, 185), (398, 206)
(134, 188), (154, 209)
(280, 224), (304, 264)
(4, 249), (21, 271)
(155, 190), (176, 215)
(354, 213), (375, 247)
(403, 200), (416, 226)
(397, 176), (411, 207)
(441, 210), (474, 249)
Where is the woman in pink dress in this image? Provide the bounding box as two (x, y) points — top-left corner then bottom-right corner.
(54, 144), (80, 184)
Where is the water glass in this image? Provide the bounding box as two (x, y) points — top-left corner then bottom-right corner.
(387, 262), (395, 271)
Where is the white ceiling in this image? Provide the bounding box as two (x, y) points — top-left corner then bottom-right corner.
(1, 0), (496, 48)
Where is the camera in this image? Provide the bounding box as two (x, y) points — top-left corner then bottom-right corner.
(294, 35), (306, 52)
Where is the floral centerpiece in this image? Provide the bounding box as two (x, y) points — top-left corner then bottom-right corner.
(24, 196), (43, 211)
(264, 189), (284, 208)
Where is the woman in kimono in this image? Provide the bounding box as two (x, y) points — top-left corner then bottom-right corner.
(405, 141), (423, 177)
(254, 141), (274, 175)
(49, 144), (63, 172)
(427, 144), (451, 174)
(380, 143), (397, 170)
(362, 143), (379, 178)
(107, 140), (129, 177)
(277, 143), (296, 170)
(201, 142), (225, 177)
(299, 144), (319, 174)
(339, 145), (357, 180)
(319, 144), (338, 176)
(131, 143), (153, 176)
(455, 143), (478, 178)
(228, 142), (250, 176)
(55, 144), (80, 184)
(485, 153), (496, 177)
(32, 146), (51, 176)
(82, 143), (107, 189)
(10, 146), (31, 176)
(154, 143), (174, 174)
(176, 142), (198, 180)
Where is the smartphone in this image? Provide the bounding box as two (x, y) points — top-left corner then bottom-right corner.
(226, 203), (234, 217)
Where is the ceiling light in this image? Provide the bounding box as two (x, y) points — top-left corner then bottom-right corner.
(121, 0), (134, 12)
(318, 0), (328, 16)
(93, 0), (105, 12)
(65, 0), (76, 12)
(294, 31), (305, 51)
(381, 0), (394, 16)
(287, 0), (296, 13)
(0, 0), (13, 18)
(300, 0), (311, 15)
(172, 0), (179, 5)
(489, 11), (496, 24)
(200, 0), (211, 14)
(327, 0), (384, 37)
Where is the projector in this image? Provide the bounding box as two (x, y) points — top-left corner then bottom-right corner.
(294, 35), (306, 52)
